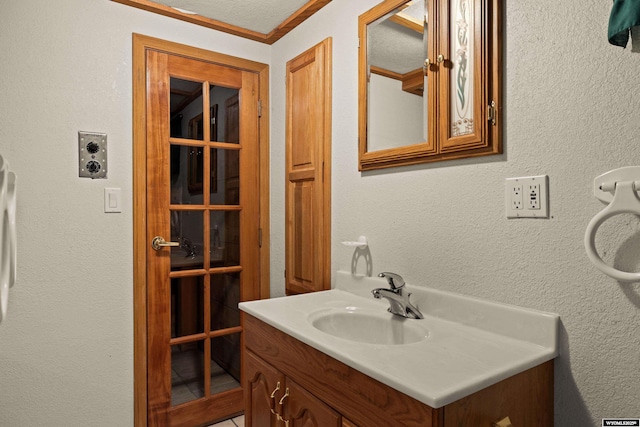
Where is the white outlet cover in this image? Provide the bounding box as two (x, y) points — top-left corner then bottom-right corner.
(505, 175), (549, 219)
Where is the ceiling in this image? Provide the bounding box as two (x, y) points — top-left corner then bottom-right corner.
(112, 0), (333, 44)
(114, 0), (425, 75)
(369, 1), (424, 74)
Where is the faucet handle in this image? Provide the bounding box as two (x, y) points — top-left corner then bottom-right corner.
(378, 272), (405, 289)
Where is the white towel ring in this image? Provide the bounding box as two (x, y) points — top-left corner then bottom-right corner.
(584, 168), (640, 282)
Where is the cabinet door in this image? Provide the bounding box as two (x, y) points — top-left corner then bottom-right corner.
(285, 378), (341, 427)
(438, 0), (501, 154)
(245, 351), (286, 427)
(285, 38), (332, 295)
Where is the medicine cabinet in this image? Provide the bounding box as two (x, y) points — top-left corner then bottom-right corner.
(358, 0), (502, 170)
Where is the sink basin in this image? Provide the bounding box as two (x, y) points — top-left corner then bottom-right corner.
(308, 307), (429, 345)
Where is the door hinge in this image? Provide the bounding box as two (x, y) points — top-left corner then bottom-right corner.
(258, 228), (262, 248)
(257, 99), (263, 118)
(487, 101), (496, 126)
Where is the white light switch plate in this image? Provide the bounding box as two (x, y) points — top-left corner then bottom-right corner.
(505, 175), (549, 218)
(104, 188), (122, 213)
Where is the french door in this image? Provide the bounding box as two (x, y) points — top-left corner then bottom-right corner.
(140, 41), (263, 426)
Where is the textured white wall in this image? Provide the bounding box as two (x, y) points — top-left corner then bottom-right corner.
(368, 74), (424, 151)
(271, 0), (640, 425)
(0, 1), (269, 425)
(1, 0), (639, 425)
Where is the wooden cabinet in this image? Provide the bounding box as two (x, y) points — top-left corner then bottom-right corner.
(245, 350), (282, 427)
(285, 38), (332, 295)
(245, 349), (340, 427)
(243, 313), (553, 427)
(358, 0), (502, 170)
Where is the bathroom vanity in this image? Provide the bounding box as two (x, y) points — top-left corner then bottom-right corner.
(240, 272), (559, 426)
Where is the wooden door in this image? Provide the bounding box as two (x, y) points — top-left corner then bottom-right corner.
(145, 48), (260, 426)
(285, 38), (332, 295)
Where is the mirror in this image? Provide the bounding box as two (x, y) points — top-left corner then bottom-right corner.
(359, 0), (433, 170)
(367, 0), (426, 152)
(360, 0), (502, 170)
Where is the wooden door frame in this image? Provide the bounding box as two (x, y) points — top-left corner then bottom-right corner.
(132, 33), (270, 426)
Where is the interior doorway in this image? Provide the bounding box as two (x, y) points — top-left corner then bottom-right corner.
(132, 34), (270, 427)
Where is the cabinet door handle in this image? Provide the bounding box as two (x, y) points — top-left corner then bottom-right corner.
(269, 382), (281, 415)
(278, 387), (290, 407)
(277, 388), (290, 427)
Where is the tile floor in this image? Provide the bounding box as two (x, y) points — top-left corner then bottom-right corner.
(171, 347), (240, 406)
(208, 415), (244, 427)
(171, 347), (244, 426)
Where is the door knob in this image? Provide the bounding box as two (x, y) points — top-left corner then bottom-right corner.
(151, 236), (180, 251)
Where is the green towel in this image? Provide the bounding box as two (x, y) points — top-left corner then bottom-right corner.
(608, 0), (640, 47)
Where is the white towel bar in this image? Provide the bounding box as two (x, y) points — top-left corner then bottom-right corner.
(584, 166), (640, 282)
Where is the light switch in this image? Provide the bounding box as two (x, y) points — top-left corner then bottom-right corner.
(104, 188), (121, 213)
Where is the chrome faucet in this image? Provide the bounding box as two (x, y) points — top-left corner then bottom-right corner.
(372, 272), (424, 319)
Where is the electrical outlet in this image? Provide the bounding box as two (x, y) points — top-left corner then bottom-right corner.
(506, 175), (549, 218)
(528, 183), (540, 210)
(512, 183), (523, 210)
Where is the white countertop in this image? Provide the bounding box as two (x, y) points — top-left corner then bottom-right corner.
(239, 271), (559, 408)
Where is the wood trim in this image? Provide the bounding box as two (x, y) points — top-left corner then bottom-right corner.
(321, 38), (332, 295)
(257, 62), (271, 300)
(389, 12), (423, 34)
(369, 65), (404, 81)
(132, 33), (148, 427)
(402, 68), (424, 95)
(168, 389), (243, 426)
(132, 33), (270, 427)
(370, 66), (425, 96)
(115, 0), (268, 42)
(113, 0), (332, 45)
(359, 142), (504, 171)
(490, 0), (503, 155)
(265, 0), (334, 44)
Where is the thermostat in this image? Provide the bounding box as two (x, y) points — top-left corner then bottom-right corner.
(79, 131), (107, 179)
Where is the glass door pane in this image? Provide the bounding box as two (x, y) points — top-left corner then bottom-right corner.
(170, 77), (205, 141)
(167, 76), (246, 409)
(450, 0), (474, 137)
